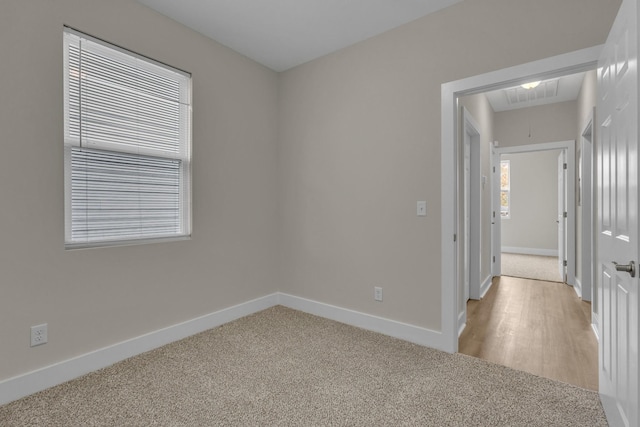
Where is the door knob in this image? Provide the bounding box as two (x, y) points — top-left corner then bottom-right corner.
(613, 261), (636, 278)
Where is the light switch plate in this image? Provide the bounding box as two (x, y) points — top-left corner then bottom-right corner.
(417, 201), (427, 216)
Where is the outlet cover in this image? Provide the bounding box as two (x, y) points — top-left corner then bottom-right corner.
(374, 287), (383, 302)
(30, 323), (48, 347)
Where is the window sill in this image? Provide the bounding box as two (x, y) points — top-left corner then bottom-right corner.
(65, 235), (191, 251)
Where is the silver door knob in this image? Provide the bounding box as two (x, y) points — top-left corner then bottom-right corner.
(613, 261), (636, 278)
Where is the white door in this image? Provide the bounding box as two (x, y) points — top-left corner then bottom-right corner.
(558, 152), (566, 282)
(597, 0), (639, 425)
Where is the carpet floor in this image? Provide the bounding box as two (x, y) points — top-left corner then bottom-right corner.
(0, 306), (607, 426)
(501, 253), (563, 282)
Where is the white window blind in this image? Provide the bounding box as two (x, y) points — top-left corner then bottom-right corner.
(64, 28), (191, 248)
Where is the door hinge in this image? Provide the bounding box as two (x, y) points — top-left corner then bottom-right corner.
(563, 163), (567, 170)
(493, 166), (496, 173)
(564, 211), (567, 218)
(493, 211), (496, 218)
(453, 234), (457, 242)
(493, 256), (496, 263)
(564, 260), (567, 266)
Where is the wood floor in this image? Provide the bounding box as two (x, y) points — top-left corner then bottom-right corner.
(459, 276), (598, 390)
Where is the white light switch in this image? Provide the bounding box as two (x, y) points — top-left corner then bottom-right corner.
(417, 201), (427, 216)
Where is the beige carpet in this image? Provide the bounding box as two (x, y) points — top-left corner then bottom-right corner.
(501, 252), (563, 282)
(0, 306), (607, 426)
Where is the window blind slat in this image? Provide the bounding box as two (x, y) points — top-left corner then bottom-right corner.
(70, 147), (183, 243)
(64, 28), (191, 247)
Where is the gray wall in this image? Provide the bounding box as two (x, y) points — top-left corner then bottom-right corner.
(0, 0), (279, 381)
(278, 0), (618, 330)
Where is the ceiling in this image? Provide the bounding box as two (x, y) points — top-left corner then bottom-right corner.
(485, 72), (587, 112)
(136, 0), (463, 72)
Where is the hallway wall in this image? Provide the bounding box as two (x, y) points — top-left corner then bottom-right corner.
(458, 94), (495, 311)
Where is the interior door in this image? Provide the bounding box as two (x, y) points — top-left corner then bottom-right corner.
(597, 0), (639, 425)
(558, 152), (566, 282)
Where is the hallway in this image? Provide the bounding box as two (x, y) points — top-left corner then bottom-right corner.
(458, 276), (597, 390)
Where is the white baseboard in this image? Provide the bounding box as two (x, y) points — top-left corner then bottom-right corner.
(600, 393), (626, 427)
(278, 293), (445, 350)
(591, 322), (599, 341)
(1, 292), (446, 406)
(573, 278), (583, 298)
(457, 310), (466, 337)
(0, 293), (279, 406)
(502, 247), (558, 257)
(480, 275), (493, 298)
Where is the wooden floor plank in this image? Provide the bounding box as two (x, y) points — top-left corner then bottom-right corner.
(459, 276), (598, 390)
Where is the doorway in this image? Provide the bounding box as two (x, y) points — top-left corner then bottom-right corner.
(494, 142), (575, 284)
(440, 45), (601, 353)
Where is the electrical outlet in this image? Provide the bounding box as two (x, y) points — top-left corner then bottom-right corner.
(30, 323), (48, 347)
(374, 287), (383, 302)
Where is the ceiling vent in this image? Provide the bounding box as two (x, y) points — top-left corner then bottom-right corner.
(504, 80), (559, 106)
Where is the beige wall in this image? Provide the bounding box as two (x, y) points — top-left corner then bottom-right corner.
(501, 150), (563, 251)
(278, 0), (618, 330)
(0, 0), (279, 381)
(494, 101), (579, 148)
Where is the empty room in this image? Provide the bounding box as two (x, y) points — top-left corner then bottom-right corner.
(0, 0), (636, 426)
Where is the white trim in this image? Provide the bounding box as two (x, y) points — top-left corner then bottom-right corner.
(600, 394), (626, 427)
(0, 294), (279, 406)
(457, 310), (467, 337)
(491, 143), (502, 277)
(278, 293), (445, 350)
(580, 109), (595, 304)
(1, 292), (447, 405)
(501, 247), (559, 257)
(591, 322), (600, 341)
(480, 275), (493, 298)
(462, 108), (483, 301)
(441, 45), (602, 353)
(574, 277), (583, 298)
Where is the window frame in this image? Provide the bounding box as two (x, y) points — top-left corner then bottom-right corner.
(63, 27), (192, 249)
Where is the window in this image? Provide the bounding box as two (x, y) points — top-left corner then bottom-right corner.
(63, 28), (191, 248)
(500, 160), (510, 218)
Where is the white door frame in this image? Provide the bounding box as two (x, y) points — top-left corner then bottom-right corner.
(462, 108), (482, 301)
(491, 143), (501, 277)
(558, 151), (568, 282)
(440, 45), (601, 353)
(492, 141), (576, 286)
(580, 109), (595, 305)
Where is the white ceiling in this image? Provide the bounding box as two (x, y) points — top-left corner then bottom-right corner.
(485, 72), (586, 112)
(136, 0), (463, 72)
